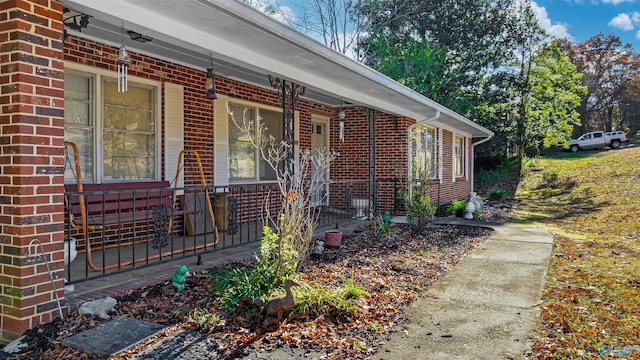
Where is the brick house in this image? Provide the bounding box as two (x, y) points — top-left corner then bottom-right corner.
(0, 0), (492, 342)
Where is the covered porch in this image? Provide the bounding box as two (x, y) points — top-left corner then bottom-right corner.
(0, 0), (492, 343)
(62, 180), (377, 285)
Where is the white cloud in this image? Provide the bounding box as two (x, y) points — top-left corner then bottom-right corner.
(270, 5), (296, 24)
(602, 0), (635, 5)
(244, 0), (296, 25)
(609, 13), (634, 30)
(530, 1), (573, 40)
(632, 11), (640, 23)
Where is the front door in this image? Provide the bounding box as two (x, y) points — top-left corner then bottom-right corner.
(311, 117), (329, 207)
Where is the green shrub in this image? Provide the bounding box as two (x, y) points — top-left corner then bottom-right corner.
(256, 225), (298, 283)
(486, 189), (507, 200)
(521, 156), (537, 173)
(474, 157), (520, 187)
(448, 199), (468, 218)
(209, 225), (301, 314)
(209, 266), (276, 314)
(406, 184), (436, 233)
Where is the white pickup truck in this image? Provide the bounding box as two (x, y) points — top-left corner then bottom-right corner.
(568, 131), (627, 152)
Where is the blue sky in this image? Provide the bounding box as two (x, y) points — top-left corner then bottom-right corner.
(255, 0), (640, 49)
(530, 0), (640, 47)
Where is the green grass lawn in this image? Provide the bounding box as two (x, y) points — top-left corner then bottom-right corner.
(516, 145), (640, 359)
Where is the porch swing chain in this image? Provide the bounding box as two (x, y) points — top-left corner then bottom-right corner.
(64, 143), (78, 182)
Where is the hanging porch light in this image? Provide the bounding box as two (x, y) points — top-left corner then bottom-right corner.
(117, 23), (130, 93)
(205, 53), (217, 99)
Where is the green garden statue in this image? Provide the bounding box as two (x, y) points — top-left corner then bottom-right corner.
(171, 265), (188, 292)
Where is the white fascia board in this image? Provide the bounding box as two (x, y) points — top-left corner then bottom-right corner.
(69, 0), (431, 119)
(68, 0), (493, 138)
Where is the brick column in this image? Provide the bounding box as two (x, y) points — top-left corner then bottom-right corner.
(0, 0), (65, 342)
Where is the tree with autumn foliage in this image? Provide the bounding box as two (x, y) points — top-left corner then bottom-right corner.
(559, 33), (640, 134)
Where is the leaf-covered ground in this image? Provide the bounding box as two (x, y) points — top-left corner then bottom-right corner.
(0, 223), (497, 360)
(518, 145), (640, 359)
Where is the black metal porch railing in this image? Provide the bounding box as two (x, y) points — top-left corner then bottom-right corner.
(63, 180), (376, 284)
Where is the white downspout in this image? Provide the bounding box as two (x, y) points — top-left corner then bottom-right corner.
(407, 111), (440, 196)
(470, 135), (494, 193)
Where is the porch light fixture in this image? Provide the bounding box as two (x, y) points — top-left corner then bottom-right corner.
(205, 54), (217, 99)
(127, 30), (153, 43)
(63, 7), (90, 40)
(268, 75), (305, 101)
(117, 23), (130, 93)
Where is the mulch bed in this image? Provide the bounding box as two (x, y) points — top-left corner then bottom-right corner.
(1, 204), (514, 360)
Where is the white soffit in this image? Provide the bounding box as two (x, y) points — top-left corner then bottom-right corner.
(65, 0), (492, 138)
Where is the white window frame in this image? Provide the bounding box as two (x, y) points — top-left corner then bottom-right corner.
(64, 62), (162, 183)
(453, 134), (465, 179)
(409, 125), (438, 181)
(214, 95), (299, 187)
(226, 98), (288, 184)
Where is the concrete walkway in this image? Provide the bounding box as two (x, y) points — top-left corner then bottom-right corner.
(372, 221), (553, 360)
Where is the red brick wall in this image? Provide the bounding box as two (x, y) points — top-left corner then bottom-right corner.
(62, 35), (474, 210)
(63, 37), (335, 185)
(0, 0), (65, 342)
(439, 130), (472, 202)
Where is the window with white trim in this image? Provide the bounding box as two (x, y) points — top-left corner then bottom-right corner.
(410, 126), (437, 180)
(64, 65), (160, 183)
(227, 103), (283, 183)
(453, 135), (464, 178)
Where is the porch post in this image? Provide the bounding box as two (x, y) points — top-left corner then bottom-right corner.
(368, 108), (377, 217)
(0, 0), (66, 343)
(269, 76), (304, 181)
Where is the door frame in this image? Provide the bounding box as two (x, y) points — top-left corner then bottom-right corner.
(310, 114), (330, 207)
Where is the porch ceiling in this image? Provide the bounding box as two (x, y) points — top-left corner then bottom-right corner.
(64, 0), (492, 138)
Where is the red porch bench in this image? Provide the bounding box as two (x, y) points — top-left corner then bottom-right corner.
(64, 181), (182, 230)
(64, 181), (186, 271)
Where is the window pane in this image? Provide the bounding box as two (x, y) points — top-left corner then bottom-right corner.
(259, 109), (282, 181)
(103, 81), (155, 132)
(228, 104), (256, 181)
(64, 73), (94, 182)
(411, 127), (435, 180)
(454, 137), (463, 177)
(103, 131), (155, 180)
(102, 80), (155, 181)
(64, 128), (94, 183)
(65, 73), (92, 105)
(103, 82), (153, 110)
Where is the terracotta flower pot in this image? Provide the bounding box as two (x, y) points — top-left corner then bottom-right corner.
(324, 230), (343, 247)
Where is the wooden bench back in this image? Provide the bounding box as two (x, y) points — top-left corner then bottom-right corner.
(64, 181), (174, 218)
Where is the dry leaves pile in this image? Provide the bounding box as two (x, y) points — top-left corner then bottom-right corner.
(517, 147), (640, 359)
(1, 223), (495, 360)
